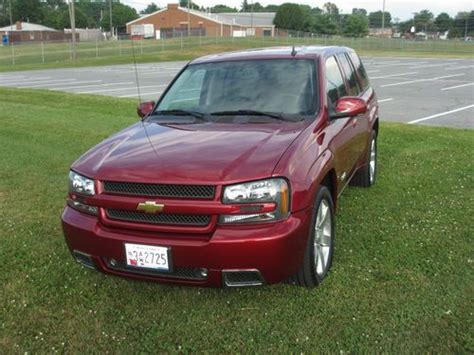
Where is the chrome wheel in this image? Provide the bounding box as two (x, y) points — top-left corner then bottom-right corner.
(314, 199), (332, 277)
(369, 138), (376, 184)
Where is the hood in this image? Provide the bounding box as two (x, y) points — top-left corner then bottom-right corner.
(72, 120), (309, 185)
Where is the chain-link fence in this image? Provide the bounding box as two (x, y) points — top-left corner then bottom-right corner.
(0, 27), (473, 69)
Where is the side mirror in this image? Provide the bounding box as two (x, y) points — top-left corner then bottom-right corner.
(137, 101), (155, 118)
(331, 97), (368, 119)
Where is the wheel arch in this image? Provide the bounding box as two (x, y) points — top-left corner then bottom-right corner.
(320, 169), (338, 209)
(373, 117), (379, 136)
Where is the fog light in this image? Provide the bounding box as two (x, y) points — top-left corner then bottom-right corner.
(67, 199), (98, 216)
(200, 268), (208, 277)
(110, 258), (117, 267)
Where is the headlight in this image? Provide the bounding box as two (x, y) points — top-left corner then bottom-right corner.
(67, 171), (98, 215)
(220, 178), (289, 224)
(69, 171), (95, 196)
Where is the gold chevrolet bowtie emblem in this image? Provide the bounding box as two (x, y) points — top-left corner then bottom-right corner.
(137, 201), (164, 214)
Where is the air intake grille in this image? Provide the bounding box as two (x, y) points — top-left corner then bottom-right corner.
(103, 181), (215, 199)
(223, 271), (264, 287)
(106, 209), (211, 227)
(105, 259), (207, 281)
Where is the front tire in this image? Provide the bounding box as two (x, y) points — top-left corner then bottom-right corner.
(350, 130), (377, 187)
(289, 185), (335, 288)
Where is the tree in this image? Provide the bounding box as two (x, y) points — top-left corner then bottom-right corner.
(434, 13), (452, 32)
(452, 11), (474, 37)
(100, 3), (138, 30)
(57, 6), (89, 29)
(352, 8), (367, 17)
(310, 13), (338, 35)
(274, 3), (307, 31)
(265, 5), (279, 12)
(414, 10), (434, 32)
(179, 0), (198, 10)
(210, 4), (237, 13)
(12, 0), (42, 23)
(141, 3), (159, 15)
(251, 2), (265, 12)
(344, 13), (369, 37)
(368, 11), (392, 28)
(241, 0), (250, 12)
(323, 2), (339, 16)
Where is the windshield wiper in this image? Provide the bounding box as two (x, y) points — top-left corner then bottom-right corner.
(210, 110), (288, 121)
(152, 109), (207, 120)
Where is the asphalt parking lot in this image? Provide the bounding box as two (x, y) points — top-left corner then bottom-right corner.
(0, 56), (473, 129)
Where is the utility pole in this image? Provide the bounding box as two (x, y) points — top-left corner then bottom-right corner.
(68, 0), (77, 60)
(187, 0), (190, 37)
(381, 0), (386, 36)
(250, 0), (254, 36)
(8, 0), (13, 29)
(465, 17), (469, 39)
(109, 0), (113, 39)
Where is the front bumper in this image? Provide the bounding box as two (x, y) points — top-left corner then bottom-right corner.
(61, 206), (312, 287)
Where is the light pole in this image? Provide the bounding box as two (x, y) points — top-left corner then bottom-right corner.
(109, 0), (113, 39)
(381, 0), (386, 36)
(187, 0), (191, 37)
(68, 0), (77, 60)
(250, 0), (254, 36)
(8, 0), (13, 30)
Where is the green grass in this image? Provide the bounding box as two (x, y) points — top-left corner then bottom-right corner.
(0, 88), (473, 352)
(0, 36), (473, 72)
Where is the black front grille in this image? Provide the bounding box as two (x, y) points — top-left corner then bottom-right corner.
(106, 209), (211, 227)
(103, 181), (215, 199)
(105, 259), (207, 281)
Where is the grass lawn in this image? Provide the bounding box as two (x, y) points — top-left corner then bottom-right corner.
(0, 36), (473, 72)
(0, 88), (473, 352)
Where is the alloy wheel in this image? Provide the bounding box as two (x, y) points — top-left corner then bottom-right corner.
(369, 138), (376, 184)
(314, 199), (332, 277)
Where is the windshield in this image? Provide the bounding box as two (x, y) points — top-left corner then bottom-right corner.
(154, 59), (318, 119)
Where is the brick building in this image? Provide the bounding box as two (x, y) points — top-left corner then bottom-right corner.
(0, 22), (76, 43)
(126, 3), (276, 39)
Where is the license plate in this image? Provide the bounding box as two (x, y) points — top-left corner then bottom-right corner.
(125, 243), (170, 271)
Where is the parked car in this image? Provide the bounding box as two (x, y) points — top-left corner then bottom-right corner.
(62, 46), (379, 288)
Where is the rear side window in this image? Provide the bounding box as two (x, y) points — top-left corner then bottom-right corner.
(348, 52), (370, 91)
(325, 56), (347, 106)
(337, 53), (360, 96)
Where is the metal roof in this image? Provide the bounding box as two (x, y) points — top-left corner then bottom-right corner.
(218, 12), (275, 27)
(0, 22), (58, 32)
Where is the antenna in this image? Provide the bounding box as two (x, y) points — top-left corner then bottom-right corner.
(130, 38), (142, 103)
(291, 45), (297, 57)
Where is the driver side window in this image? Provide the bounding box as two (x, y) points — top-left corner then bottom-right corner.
(325, 56), (347, 108)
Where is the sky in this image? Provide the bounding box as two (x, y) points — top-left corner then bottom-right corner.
(122, 0), (473, 21)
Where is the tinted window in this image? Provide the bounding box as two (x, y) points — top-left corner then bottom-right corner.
(348, 52), (370, 91)
(158, 59), (317, 115)
(337, 53), (360, 96)
(325, 56), (347, 106)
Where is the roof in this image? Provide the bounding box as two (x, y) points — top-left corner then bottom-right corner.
(218, 12), (275, 27)
(190, 46), (350, 65)
(0, 23), (58, 32)
(126, 7), (275, 27)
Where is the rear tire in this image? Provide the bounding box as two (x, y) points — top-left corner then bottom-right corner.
(288, 185), (335, 288)
(350, 130), (377, 187)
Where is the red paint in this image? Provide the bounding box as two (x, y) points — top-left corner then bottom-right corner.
(137, 101), (155, 118)
(61, 47), (379, 287)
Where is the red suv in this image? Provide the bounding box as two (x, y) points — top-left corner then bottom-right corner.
(62, 46), (379, 288)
